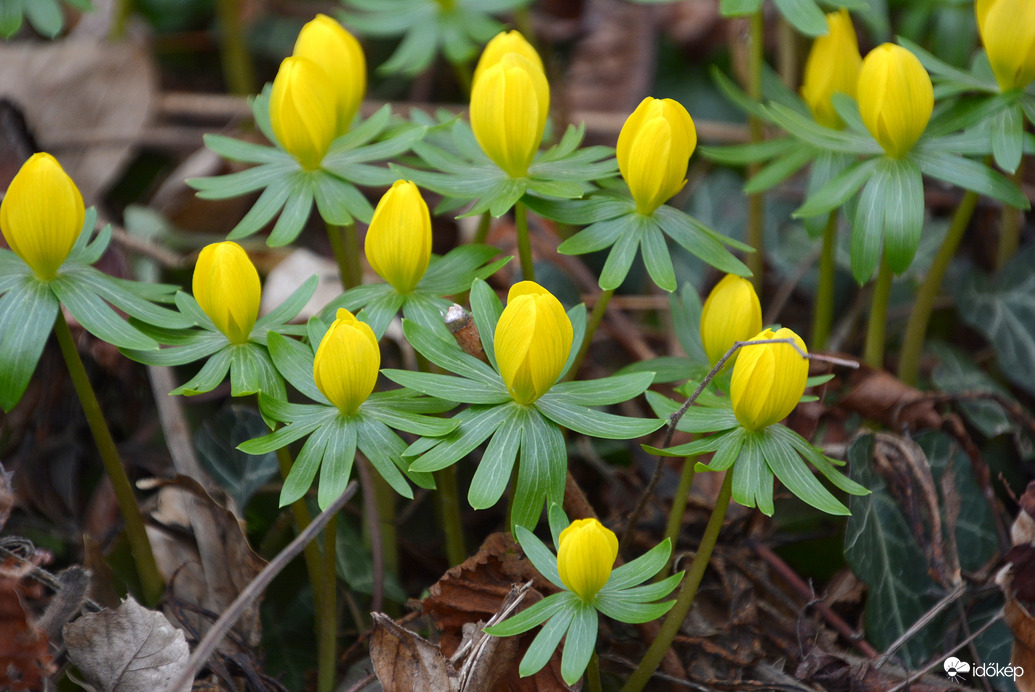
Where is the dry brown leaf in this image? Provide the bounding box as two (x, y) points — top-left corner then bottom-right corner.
(370, 612), (459, 692)
(996, 480), (1035, 691)
(64, 597), (191, 692)
(0, 559), (55, 691)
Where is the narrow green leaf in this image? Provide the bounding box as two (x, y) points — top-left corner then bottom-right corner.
(360, 396), (459, 436)
(0, 281), (59, 412)
(641, 225), (677, 292)
(609, 571), (682, 605)
(698, 138), (797, 166)
(280, 422), (333, 507)
(732, 433), (774, 515)
(547, 503), (570, 550)
(400, 318), (501, 385)
(850, 166), (888, 284)
(121, 333), (224, 367)
(358, 417), (434, 491)
(513, 526), (563, 589)
(772, 425), (869, 495)
(914, 150), (1028, 210)
(605, 539), (672, 591)
(469, 278), (503, 371)
(229, 344), (285, 399)
(595, 594), (675, 623)
(510, 411), (567, 530)
(559, 303), (587, 381)
(518, 609), (574, 678)
(226, 179), (290, 238)
(560, 604), (598, 685)
(484, 592), (569, 637)
(52, 277), (156, 350)
(882, 157), (924, 274)
(556, 215), (633, 256)
(406, 404), (510, 472)
(550, 372), (654, 407)
(794, 157), (880, 218)
(171, 347), (233, 396)
(536, 394), (664, 439)
(203, 134), (285, 165)
(598, 225), (642, 290)
(762, 428), (849, 515)
(267, 177), (315, 246)
(990, 103), (1024, 174)
(653, 206), (752, 276)
(468, 410), (524, 509)
(266, 331), (327, 404)
(720, 0), (763, 15)
(742, 146), (815, 195)
(254, 275), (318, 334)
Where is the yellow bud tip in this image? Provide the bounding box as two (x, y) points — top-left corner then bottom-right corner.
(976, 0), (1035, 91)
(800, 9), (862, 129)
(557, 518), (618, 602)
(699, 274), (763, 367)
(473, 30), (544, 88)
(313, 307), (380, 414)
(365, 180), (432, 293)
(192, 241), (262, 344)
(494, 281), (573, 404)
(293, 14), (366, 135)
(857, 43), (933, 158)
(0, 152), (85, 281)
(270, 56), (338, 170)
(617, 97), (697, 215)
(730, 327), (809, 431)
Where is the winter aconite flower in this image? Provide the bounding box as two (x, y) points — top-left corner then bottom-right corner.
(699, 274), (762, 367)
(470, 51), (550, 178)
(192, 242), (261, 345)
(730, 328), (809, 431)
(313, 308), (380, 415)
(0, 153), (85, 280)
(976, 0), (1035, 91)
(472, 30), (544, 87)
(556, 518), (618, 602)
(364, 180), (432, 293)
(617, 97), (698, 215)
(494, 281), (573, 404)
(293, 14), (366, 135)
(857, 43), (933, 159)
(800, 9), (862, 129)
(269, 56), (338, 170)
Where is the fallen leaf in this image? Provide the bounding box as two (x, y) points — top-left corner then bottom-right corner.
(370, 612), (459, 692)
(64, 597), (191, 692)
(0, 558), (55, 691)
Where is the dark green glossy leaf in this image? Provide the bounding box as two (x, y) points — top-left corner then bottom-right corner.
(195, 405), (280, 510)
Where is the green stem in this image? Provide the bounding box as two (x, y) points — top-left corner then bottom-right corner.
(897, 190), (979, 384)
(54, 311), (164, 605)
(275, 447), (325, 605)
(587, 652), (602, 692)
(863, 256), (894, 369)
(326, 222), (362, 290)
(371, 468), (399, 581)
(775, 15), (798, 88)
(214, 0), (255, 96)
(661, 456), (696, 567)
(621, 471), (733, 692)
(811, 212), (838, 351)
(745, 11), (766, 292)
(514, 202), (536, 282)
(317, 513), (338, 692)
(435, 467), (466, 567)
(473, 212), (493, 245)
(452, 58), (473, 97)
(996, 161), (1024, 270)
(564, 289), (614, 382)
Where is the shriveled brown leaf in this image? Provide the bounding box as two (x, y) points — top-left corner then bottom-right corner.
(64, 597), (191, 692)
(370, 612), (459, 692)
(0, 559), (55, 691)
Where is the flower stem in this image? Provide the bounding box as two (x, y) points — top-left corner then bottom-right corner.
(621, 470), (732, 692)
(897, 190), (979, 385)
(564, 288), (614, 382)
(587, 652), (603, 692)
(863, 256), (893, 369)
(53, 311), (163, 605)
(275, 447), (325, 604)
(746, 11), (766, 292)
(214, 0), (255, 96)
(661, 455), (696, 569)
(371, 466), (399, 592)
(514, 201), (536, 282)
(452, 58), (473, 97)
(811, 212), (838, 351)
(996, 161), (1024, 270)
(317, 513), (338, 692)
(326, 222), (362, 290)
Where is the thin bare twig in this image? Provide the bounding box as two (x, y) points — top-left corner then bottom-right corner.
(884, 611), (1005, 692)
(873, 582), (968, 670)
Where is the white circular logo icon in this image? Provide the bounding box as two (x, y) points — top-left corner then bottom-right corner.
(944, 657), (971, 681)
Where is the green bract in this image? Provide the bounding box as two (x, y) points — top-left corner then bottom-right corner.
(320, 245), (510, 338)
(0, 209), (191, 411)
(381, 279), (664, 530)
(644, 391), (868, 516)
(484, 505), (680, 685)
(188, 93), (423, 247)
(238, 314), (457, 509)
(395, 115), (617, 218)
(719, 0), (869, 37)
(0, 0), (92, 38)
(341, 0), (532, 76)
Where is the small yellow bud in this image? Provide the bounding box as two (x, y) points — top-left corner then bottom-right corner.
(976, 0), (1035, 91)
(313, 308), (380, 414)
(192, 242), (261, 344)
(269, 56), (337, 170)
(365, 181), (432, 293)
(699, 274), (762, 367)
(617, 97), (697, 215)
(0, 153), (85, 280)
(494, 281), (573, 404)
(472, 30), (544, 88)
(556, 518), (618, 602)
(293, 14), (366, 136)
(470, 53), (550, 178)
(800, 9), (862, 129)
(730, 328), (809, 431)
(857, 44), (933, 159)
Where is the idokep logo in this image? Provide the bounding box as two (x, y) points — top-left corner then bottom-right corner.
(944, 657), (970, 681)
(944, 656), (1024, 682)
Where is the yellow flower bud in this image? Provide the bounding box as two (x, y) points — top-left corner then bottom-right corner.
(192, 242), (261, 344)
(269, 56), (337, 170)
(556, 518), (618, 602)
(730, 328), (809, 431)
(976, 0), (1035, 91)
(364, 180), (432, 293)
(472, 30), (544, 88)
(800, 9), (862, 129)
(313, 308), (380, 414)
(616, 97), (698, 215)
(470, 52), (550, 178)
(699, 274), (762, 367)
(293, 14), (366, 135)
(857, 44), (933, 159)
(0, 153), (84, 280)
(494, 281), (573, 404)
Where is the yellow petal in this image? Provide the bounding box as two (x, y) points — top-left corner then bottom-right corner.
(270, 56), (337, 170)
(473, 30), (543, 88)
(699, 274), (763, 366)
(313, 308), (380, 414)
(364, 180), (432, 293)
(557, 518), (618, 601)
(857, 43), (932, 158)
(494, 281), (573, 404)
(293, 14), (366, 135)
(730, 328), (809, 430)
(192, 242), (262, 344)
(979, 0), (1035, 90)
(0, 153), (84, 280)
(800, 9), (862, 129)
(617, 97), (696, 214)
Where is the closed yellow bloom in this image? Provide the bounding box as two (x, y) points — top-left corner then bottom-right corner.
(730, 328), (809, 431)
(557, 518), (618, 602)
(470, 52), (550, 178)
(293, 14), (366, 135)
(472, 30), (544, 88)
(617, 97), (697, 215)
(699, 274), (762, 367)
(0, 153), (84, 280)
(494, 281), (573, 404)
(857, 44), (933, 159)
(365, 180), (432, 293)
(976, 0), (1035, 90)
(313, 308), (380, 414)
(270, 56), (337, 170)
(800, 9), (862, 129)
(192, 242), (261, 344)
